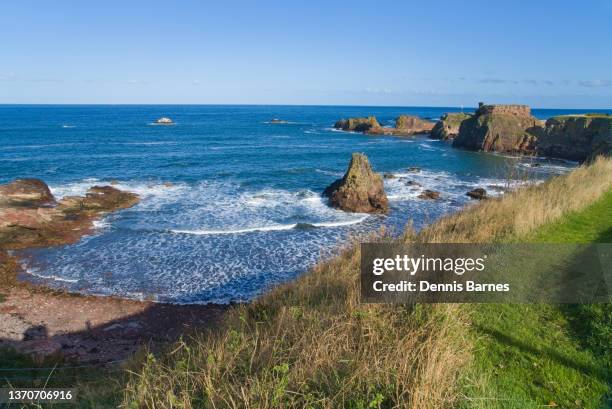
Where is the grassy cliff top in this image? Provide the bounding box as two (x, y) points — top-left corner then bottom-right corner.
(551, 113), (611, 119)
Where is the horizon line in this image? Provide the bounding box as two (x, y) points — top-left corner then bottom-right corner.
(0, 102), (611, 111)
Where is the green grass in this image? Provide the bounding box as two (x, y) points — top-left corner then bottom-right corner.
(463, 190), (612, 408)
(526, 190), (612, 243)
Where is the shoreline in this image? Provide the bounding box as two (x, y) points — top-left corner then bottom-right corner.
(0, 149), (571, 362)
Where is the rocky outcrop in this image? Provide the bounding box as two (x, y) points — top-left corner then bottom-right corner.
(334, 117), (381, 133)
(0, 179), (56, 207)
(430, 112), (472, 140)
(334, 115), (434, 136)
(0, 180), (139, 253)
(323, 153), (388, 213)
(392, 115), (435, 135)
(453, 103), (541, 154)
(537, 115), (612, 161)
(466, 188), (487, 200)
(155, 117), (173, 124)
(418, 190), (440, 200)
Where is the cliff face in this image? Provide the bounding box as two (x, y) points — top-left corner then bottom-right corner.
(430, 112), (472, 140)
(537, 115), (612, 161)
(453, 104), (541, 154)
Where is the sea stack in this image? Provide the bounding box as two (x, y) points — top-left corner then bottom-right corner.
(323, 153), (388, 213)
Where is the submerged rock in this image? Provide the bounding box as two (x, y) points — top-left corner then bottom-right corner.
(453, 103), (541, 154)
(269, 118), (289, 124)
(537, 114), (612, 161)
(418, 190), (440, 200)
(430, 112), (472, 140)
(404, 180), (422, 187)
(323, 153), (388, 213)
(466, 188), (487, 200)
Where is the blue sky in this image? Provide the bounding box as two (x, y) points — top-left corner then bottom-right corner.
(1, 0), (611, 108)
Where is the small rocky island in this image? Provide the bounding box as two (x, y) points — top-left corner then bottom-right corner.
(323, 153), (388, 213)
(155, 117), (174, 125)
(334, 115), (434, 136)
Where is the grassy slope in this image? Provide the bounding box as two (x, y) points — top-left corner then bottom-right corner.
(120, 158), (612, 409)
(463, 190), (612, 408)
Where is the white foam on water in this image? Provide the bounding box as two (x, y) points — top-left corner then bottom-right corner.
(171, 224), (298, 235)
(23, 265), (80, 283)
(92, 218), (111, 230)
(311, 215), (368, 228)
(315, 168), (343, 177)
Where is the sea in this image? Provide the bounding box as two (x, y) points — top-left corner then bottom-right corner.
(1, 104), (608, 304)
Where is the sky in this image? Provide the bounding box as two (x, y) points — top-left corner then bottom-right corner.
(1, 0), (611, 108)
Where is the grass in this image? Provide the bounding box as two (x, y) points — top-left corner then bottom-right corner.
(122, 243), (470, 408)
(0, 347), (126, 408)
(121, 157), (612, 408)
(461, 189), (612, 408)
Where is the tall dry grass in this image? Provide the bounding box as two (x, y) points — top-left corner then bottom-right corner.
(122, 157), (612, 409)
(418, 156), (612, 243)
(123, 238), (470, 409)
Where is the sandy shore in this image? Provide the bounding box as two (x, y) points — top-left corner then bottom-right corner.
(0, 284), (228, 363)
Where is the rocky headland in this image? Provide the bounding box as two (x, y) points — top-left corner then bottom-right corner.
(537, 114), (612, 161)
(323, 153), (388, 213)
(334, 115), (434, 136)
(445, 103), (611, 161)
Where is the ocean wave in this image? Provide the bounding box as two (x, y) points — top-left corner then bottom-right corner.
(170, 215), (368, 235)
(171, 224), (297, 235)
(119, 141), (178, 146)
(23, 267), (80, 283)
(315, 168), (343, 177)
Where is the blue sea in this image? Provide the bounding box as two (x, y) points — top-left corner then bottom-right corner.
(1, 104), (606, 304)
